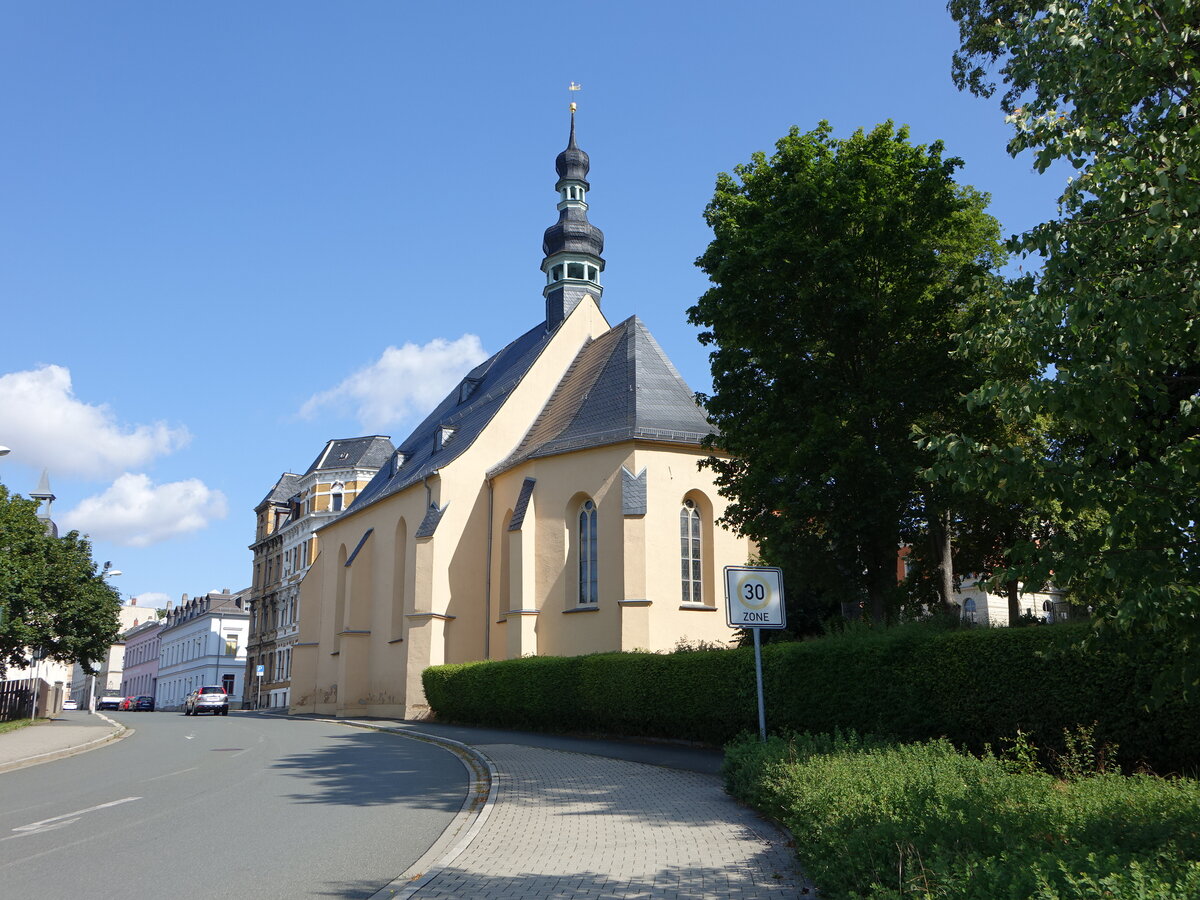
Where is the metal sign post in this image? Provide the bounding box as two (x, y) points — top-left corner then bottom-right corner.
(725, 566), (786, 742)
(256, 664), (264, 710)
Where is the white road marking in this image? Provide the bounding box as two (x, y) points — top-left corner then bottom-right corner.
(145, 767), (198, 782)
(11, 797), (141, 835)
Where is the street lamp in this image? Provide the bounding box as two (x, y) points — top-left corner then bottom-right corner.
(87, 564), (123, 713)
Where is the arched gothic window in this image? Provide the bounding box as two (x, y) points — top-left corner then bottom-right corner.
(680, 499), (702, 604)
(963, 597), (978, 624)
(578, 500), (598, 605)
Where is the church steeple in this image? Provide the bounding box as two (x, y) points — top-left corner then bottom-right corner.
(542, 101), (605, 329)
(29, 468), (58, 537)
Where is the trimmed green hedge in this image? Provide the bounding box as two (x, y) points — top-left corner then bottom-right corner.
(422, 623), (1200, 773)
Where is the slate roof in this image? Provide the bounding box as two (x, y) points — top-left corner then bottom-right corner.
(257, 473), (300, 509)
(488, 315), (714, 477)
(303, 435), (395, 475)
(349, 320), (556, 513)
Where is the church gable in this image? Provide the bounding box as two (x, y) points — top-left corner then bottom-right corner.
(490, 315), (714, 477)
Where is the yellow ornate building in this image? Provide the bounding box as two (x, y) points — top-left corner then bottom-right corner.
(291, 113), (753, 718)
(248, 436), (393, 708)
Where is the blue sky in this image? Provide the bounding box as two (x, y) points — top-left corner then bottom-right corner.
(0, 2), (1062, 608)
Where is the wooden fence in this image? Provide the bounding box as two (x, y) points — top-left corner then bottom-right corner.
(0, 678), (63, 721)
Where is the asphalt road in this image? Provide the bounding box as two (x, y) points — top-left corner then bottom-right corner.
(0, 710), (468, 899)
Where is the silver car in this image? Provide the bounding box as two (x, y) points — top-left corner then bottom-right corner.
(184, 686), (229, 716)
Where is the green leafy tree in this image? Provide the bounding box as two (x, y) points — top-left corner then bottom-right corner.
(941, 1), (1200, 645)
(0, 484), (121, 676)
(689, 121), (1005, 626)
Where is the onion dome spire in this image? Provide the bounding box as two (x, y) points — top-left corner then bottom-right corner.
(542, 100), (605, 329)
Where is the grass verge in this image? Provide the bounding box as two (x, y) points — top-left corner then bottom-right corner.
(0, 717), (47, 735)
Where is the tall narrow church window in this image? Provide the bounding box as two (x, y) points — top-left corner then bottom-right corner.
(578, 500), (598, 605)
(680, 500), (702, 604)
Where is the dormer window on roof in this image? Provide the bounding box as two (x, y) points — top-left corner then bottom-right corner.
(434, 426), (456, 453)
(392, 451), (407, 475)
(459, 378), (482, 404)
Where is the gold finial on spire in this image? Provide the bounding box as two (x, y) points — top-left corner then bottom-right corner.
(568, 81), (581, 113)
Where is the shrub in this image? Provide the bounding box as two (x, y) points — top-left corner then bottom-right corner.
(422, 622), (1200, 773)
(722, 731), (1200, 900)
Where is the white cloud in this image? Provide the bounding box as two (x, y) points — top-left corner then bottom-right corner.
(0, 365), (190, 478)
(299, 335), (488, 431)
(61, 473), (228, 547)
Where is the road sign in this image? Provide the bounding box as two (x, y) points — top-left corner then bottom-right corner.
(724, 566), (786, 629)
(256, 665), (265, 677)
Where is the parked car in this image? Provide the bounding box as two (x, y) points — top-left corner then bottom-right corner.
(62, 698), (78, 710)
(96, 694), (122, 711)
(134, 696), (155, 711)
(119, 696), (136, 710)
(184, 686), (229, 716)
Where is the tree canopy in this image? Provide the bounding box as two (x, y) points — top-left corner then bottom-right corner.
(689, 121), (1004, 627)
(0, 484), (121, 676)
(938, 1), (1200, 647)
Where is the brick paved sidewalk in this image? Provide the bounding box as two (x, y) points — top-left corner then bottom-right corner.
(406, 742), (806, 899)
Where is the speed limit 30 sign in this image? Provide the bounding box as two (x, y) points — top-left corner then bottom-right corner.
(724, 566), (786, 629)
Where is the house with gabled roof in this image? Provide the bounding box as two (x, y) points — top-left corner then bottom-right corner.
(290, 109), (753, 719)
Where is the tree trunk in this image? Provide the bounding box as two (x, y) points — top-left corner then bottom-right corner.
(928, 505), (958, 616)
(1006, 579), (1021, 626)
(865, 530), (897, 625)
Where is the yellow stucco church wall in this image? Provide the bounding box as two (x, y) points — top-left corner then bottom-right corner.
(289, 295), (753, 720)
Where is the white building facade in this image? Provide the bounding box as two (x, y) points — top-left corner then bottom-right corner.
(121, 620), (163, 699)
(957, 576), (1070, 626)
(156, 589), (250, 710)
(69, 604), (160, 707)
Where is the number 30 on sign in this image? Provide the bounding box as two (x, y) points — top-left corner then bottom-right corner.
(724, 566), (786, 629)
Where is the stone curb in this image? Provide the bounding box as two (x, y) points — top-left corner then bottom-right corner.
(0, 713), (131, 775)
(312, 718), (498, 900)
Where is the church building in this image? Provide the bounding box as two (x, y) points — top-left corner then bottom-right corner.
(290, 109), (753, 719)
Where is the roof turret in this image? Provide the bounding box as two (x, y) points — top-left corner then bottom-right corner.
(542, 103), (606, 329)
(554, 113), (591, 185)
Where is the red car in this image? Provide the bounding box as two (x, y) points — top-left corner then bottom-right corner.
(119, 696), (136, 711)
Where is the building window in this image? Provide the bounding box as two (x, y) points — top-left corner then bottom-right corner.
(578, 499), (598, 605)
(680, 499), (702, 604)
(222, 673), (235, 695)
(567, 261), (586, 279)
(225, 634), (237, 656)
(963, 597), (978, 624)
